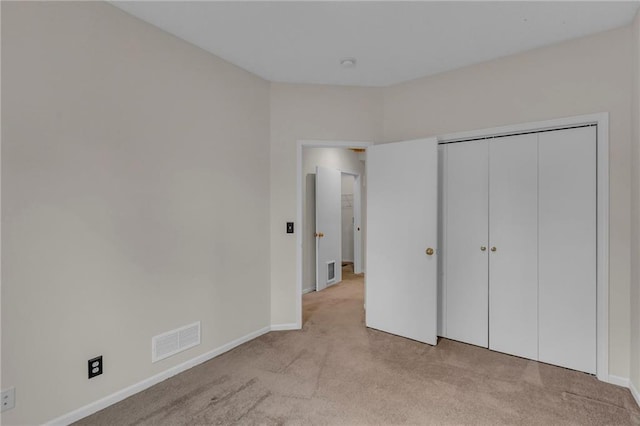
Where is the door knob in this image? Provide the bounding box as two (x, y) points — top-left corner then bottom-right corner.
(490, 246), (497, 252)
(426, 248), (434, 256)
(480, 246), (487, 251)
(319, 232), (324, 238)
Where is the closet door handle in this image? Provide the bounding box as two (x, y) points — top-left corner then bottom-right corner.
(480, 246), (487, 251)
(490, 246), (497, 252)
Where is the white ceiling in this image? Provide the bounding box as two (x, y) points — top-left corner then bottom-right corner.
(111, 1), (640, 87)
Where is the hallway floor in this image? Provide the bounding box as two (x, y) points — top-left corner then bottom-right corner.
(78, 267), (640, 425)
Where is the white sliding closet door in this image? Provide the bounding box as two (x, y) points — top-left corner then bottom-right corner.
(538, 127), (596, 373)
(489, 134), (538, 360)
(445, 140), (489, 347)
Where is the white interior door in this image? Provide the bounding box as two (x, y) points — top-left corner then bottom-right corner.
(538, 126), (596, 373)
(316, 165), (342, 291)
(489, 134), (539, 360)
(445, 140), (490, 347)
(366, 138), (438, 345)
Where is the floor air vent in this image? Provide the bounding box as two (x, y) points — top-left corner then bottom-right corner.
(152, 321), (200, 363)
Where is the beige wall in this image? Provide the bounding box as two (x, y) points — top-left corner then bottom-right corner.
(302, 148), (365, 294)
(630, 9), (640, 393)
(383, 27), (633, 378)
(1, 2), (270, 424)
(270, 83), (383, 326)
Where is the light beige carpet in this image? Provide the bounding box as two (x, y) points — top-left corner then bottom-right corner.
(77, 267), (640, 425)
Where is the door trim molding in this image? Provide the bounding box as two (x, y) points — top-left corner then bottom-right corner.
(296, 140), (374, 329)
(437, 112), (610, 382)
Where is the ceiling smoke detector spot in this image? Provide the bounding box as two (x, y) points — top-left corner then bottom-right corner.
(340, 57), (357, 69)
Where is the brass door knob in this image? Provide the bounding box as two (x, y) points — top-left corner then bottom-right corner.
(426, 248), (434, 256)
(490, 246), (497, 252)
(480, 246), (487, 251)
(319, 232), (324, 238)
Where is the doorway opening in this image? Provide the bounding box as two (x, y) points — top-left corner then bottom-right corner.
(302, 147), (365, 293)
(296, 140), (373, 328)
(341, 173), (355, 274)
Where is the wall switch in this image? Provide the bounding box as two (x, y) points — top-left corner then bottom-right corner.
(286, 222), (294, 234)
(1, 388), (15, 412)
(88, 356), (103, 379)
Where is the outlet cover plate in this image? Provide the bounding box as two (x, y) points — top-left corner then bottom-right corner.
(88, 356), (103, 379)
(1, 387), (15, 412)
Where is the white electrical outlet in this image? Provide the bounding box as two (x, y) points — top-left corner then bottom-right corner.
(1, 388), (15, 412)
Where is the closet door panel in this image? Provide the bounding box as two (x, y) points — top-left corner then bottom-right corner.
(489, 134), (538, 360)
(445, 140), (489, 347)
(538, 127), (596, 374)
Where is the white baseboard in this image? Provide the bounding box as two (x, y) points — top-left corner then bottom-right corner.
(607, 374), (630, 387)
(302, 287), (315, 295)
(270, 323), (299, 331)
(630, 380), (640, 407)
(45, 326), (271, 426)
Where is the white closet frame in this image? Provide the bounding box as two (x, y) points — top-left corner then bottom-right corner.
(437, 112), (609, 383)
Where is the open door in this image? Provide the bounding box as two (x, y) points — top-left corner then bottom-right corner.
(315, 165), (342, 291)
(365, 138), (439, 344)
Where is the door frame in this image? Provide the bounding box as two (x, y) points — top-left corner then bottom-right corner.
(296, 140), (374, 328)
(436, 112), (610, 383)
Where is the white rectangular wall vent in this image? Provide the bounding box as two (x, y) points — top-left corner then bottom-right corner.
(152, 321), (200, 363)
(327, 261), (336, 283)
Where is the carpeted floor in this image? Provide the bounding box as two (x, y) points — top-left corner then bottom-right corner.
(77, 266), (640, 425)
